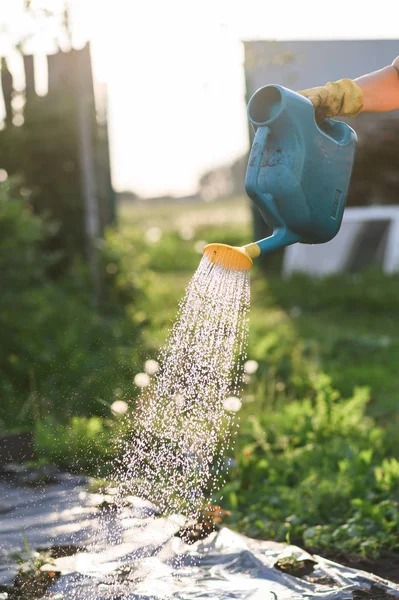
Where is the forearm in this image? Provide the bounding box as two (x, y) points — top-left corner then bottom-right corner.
(355, 59), (399, 113)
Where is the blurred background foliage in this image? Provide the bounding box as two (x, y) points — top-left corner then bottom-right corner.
(0, 95), (87, 267)
(0, 179), (144, 429)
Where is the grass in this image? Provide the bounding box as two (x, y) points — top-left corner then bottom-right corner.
(249, 272), (399, 421)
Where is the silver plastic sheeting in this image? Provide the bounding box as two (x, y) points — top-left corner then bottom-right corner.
(48, 526), (399, 600)
(1, 475), (398, 600)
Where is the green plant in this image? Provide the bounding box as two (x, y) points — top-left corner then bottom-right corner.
(219, 375), (399, 558)
(7, 531), (59, 599)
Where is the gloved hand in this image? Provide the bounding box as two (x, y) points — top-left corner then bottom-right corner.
(298, 78), (364, 118)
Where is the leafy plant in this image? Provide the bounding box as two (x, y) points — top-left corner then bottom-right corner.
(219, 375), (399, 557)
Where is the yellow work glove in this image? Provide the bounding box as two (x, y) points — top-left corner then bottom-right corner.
(298, 78), (364, 118)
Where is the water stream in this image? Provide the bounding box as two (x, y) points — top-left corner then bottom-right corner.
(114, 255), (250, 519)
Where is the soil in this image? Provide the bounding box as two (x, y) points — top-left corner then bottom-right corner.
(285, 533), (399, 584)
(284, 533), (399, 584)
(312, 549), (399, 585)
(352, 585), (398, 600)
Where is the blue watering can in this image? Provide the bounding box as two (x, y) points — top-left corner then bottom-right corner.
(204, 84), (357, 270)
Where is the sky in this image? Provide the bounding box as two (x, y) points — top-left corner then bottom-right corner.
(0, 0), (398, 197)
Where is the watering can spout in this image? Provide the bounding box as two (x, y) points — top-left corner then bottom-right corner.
(203, 242), (260, 271)
(203, 84), (357, 271)
(203, 230), (301, 272)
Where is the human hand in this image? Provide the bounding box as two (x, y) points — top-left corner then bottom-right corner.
(298, 78), (363, 118)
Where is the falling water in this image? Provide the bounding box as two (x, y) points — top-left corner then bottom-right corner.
(115, 254), (250, 519)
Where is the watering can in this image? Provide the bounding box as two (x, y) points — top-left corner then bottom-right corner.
(204, 84), (357, 271)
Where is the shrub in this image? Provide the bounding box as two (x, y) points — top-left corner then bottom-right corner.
(0, 182), (144, 428)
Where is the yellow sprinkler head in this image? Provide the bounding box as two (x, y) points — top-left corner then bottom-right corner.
(203, 243), (260, 271)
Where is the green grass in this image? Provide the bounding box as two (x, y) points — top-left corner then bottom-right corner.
(249, 271), (399, 422)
